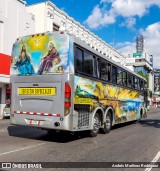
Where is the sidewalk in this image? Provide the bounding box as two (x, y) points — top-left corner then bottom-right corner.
(148, 106), (160, 114)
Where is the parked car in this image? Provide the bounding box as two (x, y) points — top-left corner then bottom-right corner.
(3, 104), (10, 118)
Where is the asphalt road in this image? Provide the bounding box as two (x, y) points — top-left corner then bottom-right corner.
(0, 108), (159, 171)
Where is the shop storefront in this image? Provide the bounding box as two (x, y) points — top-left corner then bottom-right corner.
(0, 53), (11, 118)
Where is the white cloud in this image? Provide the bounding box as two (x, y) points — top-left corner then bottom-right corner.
(112, 0), (147, 17)
(120, 17), (136, 30)
(84, 5), (115, 29)
(140, 22), (160, 68)
(116, 42), (135, 57)
(85, 0), (160, 29)
(111, 0), (160, 17)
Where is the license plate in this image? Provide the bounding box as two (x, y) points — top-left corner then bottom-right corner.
(18, 87), (56, 96)
(30, 120), (40, 125)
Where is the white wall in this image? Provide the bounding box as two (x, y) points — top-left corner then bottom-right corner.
(149, 72), (154, 92)
(0, 0), (35, 55)
(26, 3), (45, 33)
(0, 0), (35, 118)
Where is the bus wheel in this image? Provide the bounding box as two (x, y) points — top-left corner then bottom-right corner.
(47, 129), (56, 135)
(90, 113), (100, 137)
(101, 112), (112, 134)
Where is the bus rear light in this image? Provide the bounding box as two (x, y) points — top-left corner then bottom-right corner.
(65, 102), (71, 108)
(64, 83), (71, 116)
(65, 92), (71, 98)
(65, 83), (71, 93)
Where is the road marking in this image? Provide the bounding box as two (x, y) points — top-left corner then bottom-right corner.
(0, 129), (6, 132)
(147, 122), (155, 124)
(0, 143), (46, 156)
(144, 151), (160, 171)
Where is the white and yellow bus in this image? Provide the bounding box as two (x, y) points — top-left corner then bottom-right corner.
(10, 31), (148, 137)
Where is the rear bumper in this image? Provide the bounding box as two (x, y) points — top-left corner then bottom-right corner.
(10, 113), (73, 131)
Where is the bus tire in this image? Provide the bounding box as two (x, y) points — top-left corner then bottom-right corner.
(90, 113), (100, 137)
(101, 111), (112, 134)
(47, 129), (56, 135)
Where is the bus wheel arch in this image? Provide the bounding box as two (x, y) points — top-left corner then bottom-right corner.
(101, 107), (113, 134)
(90, 108), (104, 137)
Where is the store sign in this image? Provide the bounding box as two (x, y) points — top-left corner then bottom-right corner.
(133, 52), (142, 57)
(0, 53), (11, 75)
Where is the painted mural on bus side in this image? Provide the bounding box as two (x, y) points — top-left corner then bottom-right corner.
(11, 32), (70, 76)
(74, 76), (143, 124)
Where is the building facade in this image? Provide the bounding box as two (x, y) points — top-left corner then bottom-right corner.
(152, 69), (160, 106)
(0, 0), (35, 118)
(26, 1), (126, 65)
(125, 50), (154, 106)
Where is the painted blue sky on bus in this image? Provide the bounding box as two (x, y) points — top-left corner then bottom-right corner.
(26, 0), (160, 68)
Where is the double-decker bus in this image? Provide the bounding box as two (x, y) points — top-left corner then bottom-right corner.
(10, 31), (148, 137)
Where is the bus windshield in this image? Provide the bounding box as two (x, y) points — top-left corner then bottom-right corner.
(11, 32), (70, 76)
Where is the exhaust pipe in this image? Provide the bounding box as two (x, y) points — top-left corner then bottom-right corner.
(54, 122), (60, 127)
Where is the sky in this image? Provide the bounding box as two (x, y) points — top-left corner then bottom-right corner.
(26, 0), (160, 68)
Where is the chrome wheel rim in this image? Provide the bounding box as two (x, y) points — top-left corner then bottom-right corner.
(105, 116), (111, 129)
(93, 116), (100, 132)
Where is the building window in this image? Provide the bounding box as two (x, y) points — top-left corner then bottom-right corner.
(53, 23), (59, 31)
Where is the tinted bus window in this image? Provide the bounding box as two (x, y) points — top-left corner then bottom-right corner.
(84, 51), (94, 75)
(117, 68), (122, 85)
(75, 48), (83, 72)
(140, 80), (144, 90)
(100, 59), (107, 80)
(137, 78), (140, 90)
(107, 63), (111, 82)
(132, 76), (135, 88)
(128, 73), (132, 88)
(135, 77), (138, 89)
(112, 65), (117, 83)
(144, 81), (147, 88)
(123, 71), (127, 86)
